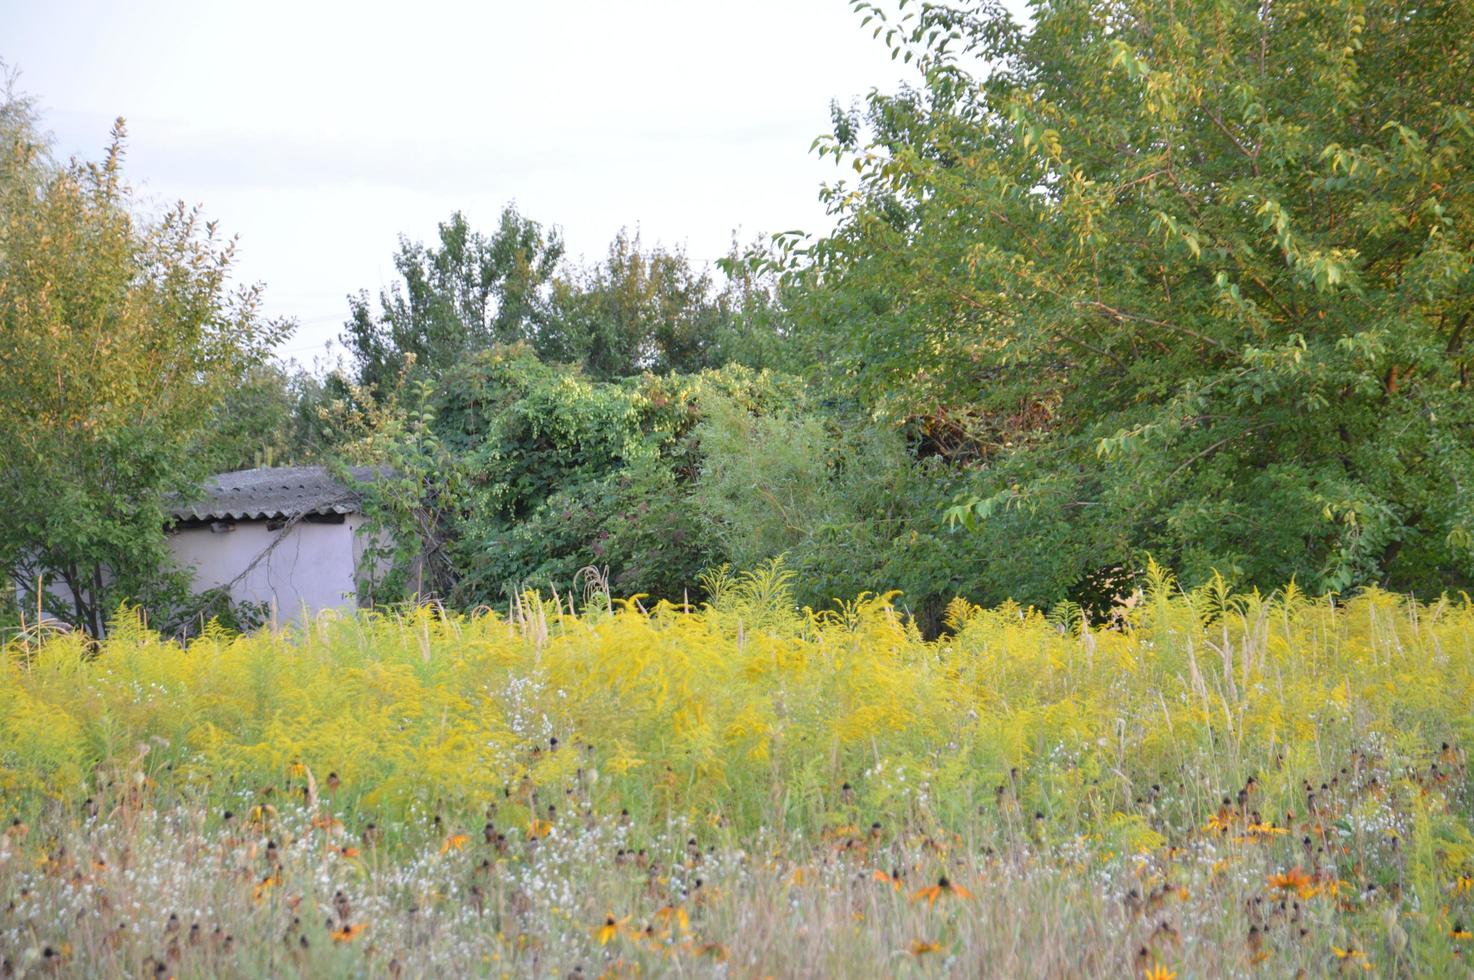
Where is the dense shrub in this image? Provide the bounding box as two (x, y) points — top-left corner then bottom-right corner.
(342, 347), (1021, 625)
(409, 347), (801, 604)
(691, 398), (1003, 631)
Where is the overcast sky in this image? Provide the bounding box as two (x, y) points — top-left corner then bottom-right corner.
(2, 0), (920, 363)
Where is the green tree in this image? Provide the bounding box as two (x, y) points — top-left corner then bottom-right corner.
(202, 360), (337, 471)
(541, 228), (732, 378)
(341, 206), (564, 391)
(0, 100), (288, 633)
(788, 0), (1474, 600)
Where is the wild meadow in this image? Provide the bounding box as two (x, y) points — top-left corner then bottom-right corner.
(4, 0), (1473, 975)
(3, 565), (1474, 978)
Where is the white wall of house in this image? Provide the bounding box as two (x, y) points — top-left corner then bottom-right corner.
(168, 514), (369, 625)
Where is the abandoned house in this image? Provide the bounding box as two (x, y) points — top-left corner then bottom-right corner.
(168, 465), (386, 624)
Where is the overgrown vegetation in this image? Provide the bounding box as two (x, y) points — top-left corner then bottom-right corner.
(5, 2), (1474, 976)
(4, 577), (1474, 975)
(214, 0), (1474, 620)
(10, 0), (1473, 626)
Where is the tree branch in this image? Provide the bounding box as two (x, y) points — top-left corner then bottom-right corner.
(1078, 300), (1235, 354)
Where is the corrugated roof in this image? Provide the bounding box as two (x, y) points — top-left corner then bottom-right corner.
(169, 466), (385, 522)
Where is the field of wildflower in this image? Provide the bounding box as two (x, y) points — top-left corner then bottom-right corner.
(3, 564), (1474, 978)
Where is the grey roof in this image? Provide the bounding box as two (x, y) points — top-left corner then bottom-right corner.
(169, 466), (384, 522)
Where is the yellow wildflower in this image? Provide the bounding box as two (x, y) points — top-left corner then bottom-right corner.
(594, 915), (629, 946)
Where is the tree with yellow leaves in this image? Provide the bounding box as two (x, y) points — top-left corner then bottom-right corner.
(0, 74), (288, 634)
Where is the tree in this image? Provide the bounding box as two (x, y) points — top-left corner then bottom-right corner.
(788, 0), (1474, 600)
(201, 360), (335, 471)
(541, 228), (731, 378)
(0, 95), (288, 634)
(341, 206), (564, 391)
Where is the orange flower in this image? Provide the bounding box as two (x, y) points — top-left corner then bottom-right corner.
(872, 869), (902, 891)
(331, 923), (367, 943)
(1142, 965), (1176, 980)
(910, 940), (942, 956)
(654, 905), (690, 934)
(528, 818), (554, 839)
(338, 846), (360, 858)
(911, 876), (973, 906)
(1451, 922), (1473, 941)
(440, 833), (469, 854)
(311, 815), (344, 833)
(1267, 867), (1318, 900)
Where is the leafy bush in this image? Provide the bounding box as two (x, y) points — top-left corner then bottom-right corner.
(691, 398), (1012, 630)
(338, 347), (1032, 622)
(340, 347), (802, 605)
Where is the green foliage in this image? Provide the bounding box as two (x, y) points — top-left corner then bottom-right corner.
(693, 397), (836, 570)
(434, 348), (797, 603)
(13, 0), (1468, 628)
(201, 360), (336, 471)
(0, 94), (288, 633)
(341, 206), (565, 392)
(691, 399), (1004, 630)
(343, 213), (793, 391)
(319, 373), (469, 604)
(336, 345), (1021, 624)
(542, 229), (764, 378)
(782, 0), (1474, 602)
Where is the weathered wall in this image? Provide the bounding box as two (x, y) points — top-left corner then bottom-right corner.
(168, 515), (369, 625)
